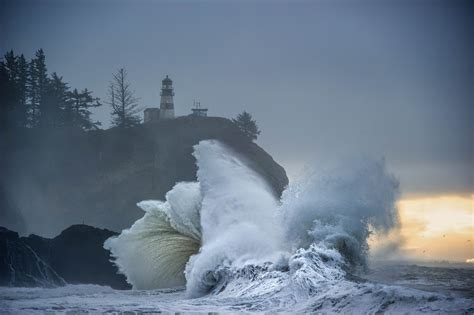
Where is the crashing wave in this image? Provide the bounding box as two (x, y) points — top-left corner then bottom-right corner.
(104, 140), (473, 313)
(104, 182), (201, 289)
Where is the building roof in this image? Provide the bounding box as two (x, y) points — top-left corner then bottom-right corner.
(162, 75), (172, 84)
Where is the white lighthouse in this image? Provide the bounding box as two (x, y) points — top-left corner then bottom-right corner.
(159, 75), (175, 119)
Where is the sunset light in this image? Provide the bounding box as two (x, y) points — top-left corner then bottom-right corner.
(397, 195), (473, 262)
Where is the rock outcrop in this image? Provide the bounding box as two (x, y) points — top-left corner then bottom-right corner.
(0, 227), (65, 287)
(0, 225), (130, 289)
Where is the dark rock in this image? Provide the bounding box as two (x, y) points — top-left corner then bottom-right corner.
(0, 225), (130, 289)
(0, 226), (65, 287)
(26, 224), (130, 289)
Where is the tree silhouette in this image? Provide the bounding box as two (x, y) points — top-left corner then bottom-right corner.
(29, 49), (48, 127)
(108, 68), (141, 128)
(67, 88), (102, 130)
(232, 111), (261, 141)
(0, 51), (18, 129)
(41, 72), (69, 127)
(1, 49), (102, 130)
(16, 54), (28, 127)
(0, 51), (29, 129)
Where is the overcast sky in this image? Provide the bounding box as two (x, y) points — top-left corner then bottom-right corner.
(1, 0), (472, 197)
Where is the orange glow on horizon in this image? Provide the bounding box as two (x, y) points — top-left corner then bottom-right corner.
(371, 194), (473, 262)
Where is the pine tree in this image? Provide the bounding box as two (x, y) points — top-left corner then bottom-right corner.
(0, 50), (28, 129)
(41, 72), (69, 127)
(232, 111), (261, 141)
(0, 53), (16, 129)
(0, 51), (17, 129)
(1, 48), (102, 130)
(27, 59), (38, 126)
(3, 51), (17, 82)
(28, 49), (48, 127)
(108, 68), (141, 128)
(16, 54), (29, 127)
(67, 88), (102, 130)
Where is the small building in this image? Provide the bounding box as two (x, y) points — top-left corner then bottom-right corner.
(144, 108), (160, 123)
(190, 100), (208, 117)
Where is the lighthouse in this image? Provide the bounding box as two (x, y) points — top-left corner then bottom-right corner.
(159, 75), (175, 119)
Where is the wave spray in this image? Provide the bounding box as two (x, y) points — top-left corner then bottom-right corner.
(104, 140), (469, 312)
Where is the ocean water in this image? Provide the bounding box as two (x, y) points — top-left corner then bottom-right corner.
(1, 264), (473, 314)
(2, 140), (473, 314)
(364, 263), (474, 299)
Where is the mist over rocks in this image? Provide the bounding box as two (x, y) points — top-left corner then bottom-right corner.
(0, 185), (26, 235)
(1, 116), (288, 237)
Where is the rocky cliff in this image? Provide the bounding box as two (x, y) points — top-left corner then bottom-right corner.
(1, 116), (288, 237)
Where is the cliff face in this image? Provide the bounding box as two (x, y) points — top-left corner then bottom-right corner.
(1, 116), (288, 237)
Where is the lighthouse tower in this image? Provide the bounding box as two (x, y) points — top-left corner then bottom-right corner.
(159, 75), (175, 119)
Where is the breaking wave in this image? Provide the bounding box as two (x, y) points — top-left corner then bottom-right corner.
(104, 182), (201, 289)
(105, 140), (473, 313)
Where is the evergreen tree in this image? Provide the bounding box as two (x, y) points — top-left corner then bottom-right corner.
(108, 68), (141, 128)
(3, 51), (17, 82)
(16, 54), (29, 127)
(1, 48), (102, 130)
(41, 72), (69, 127)
(27, 59), (38, 126)
(28, 49), (48, 127)
(67, 88), (102, 130)
(232, 111), (261, 141)
(0, 50), (28, 129)
(0, 51), (16, 129)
